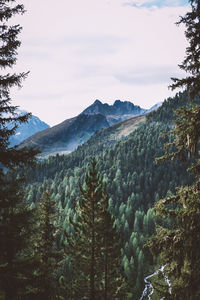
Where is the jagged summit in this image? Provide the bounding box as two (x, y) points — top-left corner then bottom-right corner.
(82, 99), (147, 125)
(18, 98), (162, 157)
(94, 99), (102, 104)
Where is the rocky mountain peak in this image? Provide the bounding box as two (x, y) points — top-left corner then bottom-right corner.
(81, 99), (147, 125)
(94, 99), (102, 105)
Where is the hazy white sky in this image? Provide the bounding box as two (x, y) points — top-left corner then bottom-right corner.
(11, 0), (189, 126)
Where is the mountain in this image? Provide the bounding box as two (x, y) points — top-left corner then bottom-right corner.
(20, 113), (109, 157)
(82, 114), (146, 153)
(20, 100), (149, 157)
(81, 99), (147, 125)
(20, 99), (161, 157)
(9, 110), (50, 147)
(147, 101), (162, 112)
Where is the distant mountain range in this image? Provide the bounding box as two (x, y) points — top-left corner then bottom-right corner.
(19, 99), (161, 157)
(9, 110), (50, 147)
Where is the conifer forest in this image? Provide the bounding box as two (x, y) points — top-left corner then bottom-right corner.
(0, 0), (200, 299)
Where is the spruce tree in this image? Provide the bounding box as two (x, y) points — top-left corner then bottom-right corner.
(34, 190), (63, 300)
(147, 1), (200, 299)
(170, 0), (200, 99)
(147, 183), (200, 300)
(0, 174), (38, 300)
(101, 193), (126, 300)
(0, 0), (37, 166)
(0, 1), (38, 299)
(65, 158), (126, 299)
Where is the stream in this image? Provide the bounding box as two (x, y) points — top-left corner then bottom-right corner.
(139, 265), (171, 300)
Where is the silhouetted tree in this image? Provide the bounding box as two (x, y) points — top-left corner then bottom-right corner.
(0, 1), (38, 299)
(148, 1), (200, 299)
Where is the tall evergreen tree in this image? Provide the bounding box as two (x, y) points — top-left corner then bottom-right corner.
(101, 193), (126, 300)
(34, 190), (63, 300)
(0, 0), (37, 165)
(170, 0), (200, 99)
(147, 182), (200, 300)
(147, 1), (200, 299)
(64, 158), (126, 299)
(0, 1), (38, 299)
(169, 0), (200, 164)
(0, 175), (38, 300)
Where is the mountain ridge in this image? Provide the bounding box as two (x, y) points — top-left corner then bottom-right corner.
(8, 110), (50, 147)
(20, 113), (110, 157)
(81, 99), (147, 125)
(19, 99), (161, 157)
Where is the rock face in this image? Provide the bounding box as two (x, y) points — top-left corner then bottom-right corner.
(81, 99), (147, 125)
(8, 111), (50, 147)
(20, 113), (109, 156)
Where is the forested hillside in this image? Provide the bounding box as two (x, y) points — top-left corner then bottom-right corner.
(1, 0), (200, 299)
(22, 90), (194, 298)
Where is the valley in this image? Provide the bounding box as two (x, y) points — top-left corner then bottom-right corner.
(1, 1), (200, 299)
(21, 91), (194, 298)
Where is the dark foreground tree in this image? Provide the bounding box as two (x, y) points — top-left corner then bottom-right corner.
(0, 1), (38, 299)
(0, 175), (38, 300)
(147, 182), (200, 300)
(0, 0), (37, 165)
(170, 0), (200, 99)
(147, 1), (200, 299)
(64, 158), (126, 299)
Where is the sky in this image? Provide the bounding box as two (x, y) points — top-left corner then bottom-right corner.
(11, 0), (189, 126)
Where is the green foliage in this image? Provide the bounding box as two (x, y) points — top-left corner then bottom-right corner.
(34, 190), (64, 300)
(64, 158), (126, 299)
(0, 1), (38, 299)
(0, 0), (38, 168)
(0, 174), (38, 300)
(170, 0), (200, 99)
(147, 2), (200, 299)
(147, 182), (200, 299)
(157, 104), (200, 163)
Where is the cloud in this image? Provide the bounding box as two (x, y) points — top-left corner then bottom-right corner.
(11, 0), (189, 126)
(114, 66), (183, 85)
(124, 0), (189, 8)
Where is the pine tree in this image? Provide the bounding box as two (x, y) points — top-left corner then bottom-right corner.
(0, 0), (37, 166)
(101, 193), (126, 300)
(170, 0), (200, 99)
(64, 158), (126, 299)
(0, 1), (38, 299)
(34, 190), (63, 300)
(0, 174), (38, 300)
(147, 1), (200, 299)
(147, 182), (200, 300)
